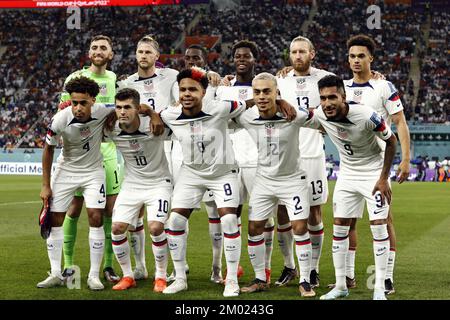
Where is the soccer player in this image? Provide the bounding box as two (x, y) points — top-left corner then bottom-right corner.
(104, 88), (170, 292)
(308, 75), (397, 301)
(218, 40), (274, 284)
(37, 76), (114, 290)
(117, 35), (178, 281)
(339, 34), (411, 294)
(180, 43), (224, 283)
(59, 35), (120, 283)
(236, 73), (316, 297)
(275, 36), (332, 288)
(159, 67), (245, 297)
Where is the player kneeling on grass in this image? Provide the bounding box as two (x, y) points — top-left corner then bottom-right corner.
(232, 73), (316, 297)
(103, 88), (170, 292)
(38, 76), (114, 291)
(306, 75), (397, 301)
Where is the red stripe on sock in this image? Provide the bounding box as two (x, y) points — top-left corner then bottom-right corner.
(374, 237), (389, 242)
(390, 248), (396, 252)
(349, 247), (357, 251)
(152, 239), (167, 247)
(130, 225), (144, 233)
(333, 236), (348, 241)
(264, 226), (275, 232)
(166, 229), (185, 236)
(277, 226), (292, 233)
(112, 238), (128, 246)
(296, 240), (311, 246)
(248, 239), (265, 246)
(208, 218), (221, 224)
(309, 229), (324, 235)
(224, 231), (240, 239)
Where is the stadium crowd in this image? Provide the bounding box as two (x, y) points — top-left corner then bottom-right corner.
(0, 1), (447, 149)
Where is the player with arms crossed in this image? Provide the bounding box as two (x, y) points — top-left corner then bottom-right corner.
(235, 73), (316, 297)
(104, 88), (170, 292)
(336, 34), (411, 294)
(38, 76), (114, 290)
(59, 35), (120, 283)
(308, 75), (397, 300)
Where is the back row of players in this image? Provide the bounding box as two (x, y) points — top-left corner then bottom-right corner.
(37, 33), (411, 300)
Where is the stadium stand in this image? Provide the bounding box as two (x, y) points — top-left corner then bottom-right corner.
(0, 1), (447, 150)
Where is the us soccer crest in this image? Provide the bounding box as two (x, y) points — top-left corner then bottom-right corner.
(99, 83), (107, 96)
(264, 123), (279, 138)
(190, 121), (203, 137)
(129, 139), (141, 151)
(353, 90), (363, 103)
(238, 89), (248, 100)
(144, 80), (154, 92)
(296, 78), (307, 90)
(79, 126), (91, 139)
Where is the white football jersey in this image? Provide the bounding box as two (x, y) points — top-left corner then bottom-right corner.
(215, 79), (258, 168)
(234, 106), (311, 180)
(46, 104), (113, 173)
(344, 79), (404, 127)
(105, 115), (172, 186)
(117, 68), (179, 112)
(306, 104), (393, 179)
(278, 67), (333, 158)
(160, 99), (246, 178)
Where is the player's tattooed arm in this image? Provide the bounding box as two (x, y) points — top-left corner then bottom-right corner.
(372, 133), (397, 205)
(276, 99), (296, 121)
(40, 143), (55, 201)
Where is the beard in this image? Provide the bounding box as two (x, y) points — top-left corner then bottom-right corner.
(90, 56), (110, 67)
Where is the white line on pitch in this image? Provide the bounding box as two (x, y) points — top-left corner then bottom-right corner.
(0, 201), (40, 207)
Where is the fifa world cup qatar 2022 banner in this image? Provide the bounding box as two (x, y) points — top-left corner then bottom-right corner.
(0, 0), (208, 8)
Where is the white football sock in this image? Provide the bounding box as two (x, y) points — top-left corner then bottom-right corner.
(89, 226), (105, 278)
(264, 218), (274, 270)
(166, 212), (188, 280)
(47, 227), (63, 277)
(346, 247), (356, 279)
(332, 225), (350, 290)
(151, 232), (168, 279)
(294, 232), (312, 283)
(308, 222), (324, 273)
(371, 224), (389, 291)
(130, 217), (146, 270)
(248, 234), (266, 281)
(221, 214), (241, 282)
(112, 232), (132, 278)
(386, 249), (396, 282)
(277, 223), (295, 269)
(206, 201), (223, 269)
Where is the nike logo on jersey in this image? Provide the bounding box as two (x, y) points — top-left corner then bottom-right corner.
(98, 200), (105, 204)
(312, 196), (321, 201)
(373, 209), (383, 215)
(113, 186), (119, 190)
(224, 199), (233, 202)
(294, 211), (303, 215)
(156, 214), (165, 218)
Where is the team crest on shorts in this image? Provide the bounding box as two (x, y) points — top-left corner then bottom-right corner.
(79, 126), (91, 139)
(353, 90), (363, 103)
(99, 83), (107, 96)
(296, 78), (307, 89)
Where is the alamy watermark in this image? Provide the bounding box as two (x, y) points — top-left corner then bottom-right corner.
(367, 5), (381, 30)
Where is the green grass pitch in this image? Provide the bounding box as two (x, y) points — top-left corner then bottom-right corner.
(0, 175), (449, 300)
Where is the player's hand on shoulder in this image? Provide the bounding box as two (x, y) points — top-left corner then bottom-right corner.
(220, 75), (234, 86)
(104, 112), (117, 132)
(207, 71), (221, 87)
(58, 100), (71, 110)
(117, 74), (129, 81)
(396, 159), (410, 184)
(372, 178), (392, 206)
(276, 66), (293, 78)
(150, 112), (164, 136)
(276, 99), (296, 121)
(40, 185), (52, 202)
(371, 70), (386, 80)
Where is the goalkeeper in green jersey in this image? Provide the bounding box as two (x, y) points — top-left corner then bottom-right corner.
(59, 35), (120, 284)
